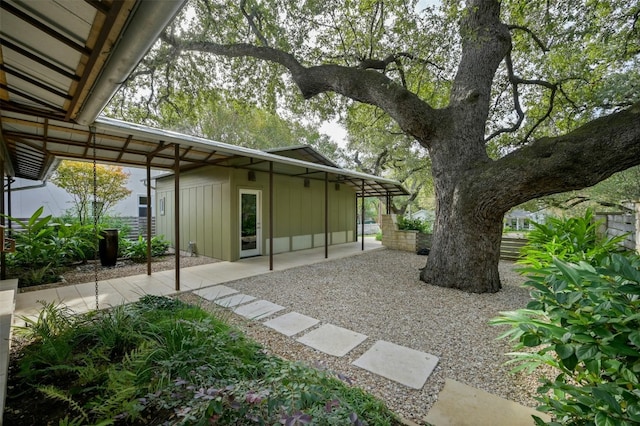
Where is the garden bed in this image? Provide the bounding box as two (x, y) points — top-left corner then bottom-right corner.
(16, 255), (219, 292)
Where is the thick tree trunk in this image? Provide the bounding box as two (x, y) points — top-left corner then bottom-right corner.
(420, 166), (505, 293)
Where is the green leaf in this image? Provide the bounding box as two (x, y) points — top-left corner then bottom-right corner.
(556, 344), (574, 360)
(629, 331), (640, 348)
(627, 404), (640, 422)
(522, 334), (541, 347)
(585, 358), (601, 375)
(593, 388), (622, 414)
(562, 354), (579, 371)
(576, 344), (599, 361)
(552, 258), (584, 287)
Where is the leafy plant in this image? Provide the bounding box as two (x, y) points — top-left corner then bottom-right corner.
(4, 207), (56, 268)
(8, 296), (400, 425)
(491, 254), (640, 425)
(519, 210), (626, 269)
(3, 208), (103, 286)
(396, 216), (431, 234)
(123, 235), (170, 262)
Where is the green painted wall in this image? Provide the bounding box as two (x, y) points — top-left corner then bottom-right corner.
(156, 166), (356, 262)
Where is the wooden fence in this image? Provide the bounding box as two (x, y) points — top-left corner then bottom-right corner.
(595, 202), (639, 253)
(7, 216), (156, 240)
(500, 237), (528, 261)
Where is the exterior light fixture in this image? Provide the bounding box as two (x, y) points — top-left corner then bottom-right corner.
(304, 178), (310, 187)
(248, 171), (256, 181)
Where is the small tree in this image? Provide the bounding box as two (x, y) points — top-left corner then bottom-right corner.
(51, 161), (131, 225)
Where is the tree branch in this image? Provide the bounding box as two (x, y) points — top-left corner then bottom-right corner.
(486, 102), (640, 210)
(240, 0), (269, 47)
(507, 25), (549, 52)
(160, 32), (443, 143)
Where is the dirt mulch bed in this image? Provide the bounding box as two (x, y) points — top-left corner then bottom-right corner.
(18, 254), (219, 292)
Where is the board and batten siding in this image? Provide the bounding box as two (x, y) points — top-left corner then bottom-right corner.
(156, 166), (356, 262)
(155, 167), (232, 260)
(230, 169), (356, 259)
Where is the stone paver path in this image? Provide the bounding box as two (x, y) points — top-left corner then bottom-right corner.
(263, 312), (320, 337)
(296, 323), (368, 357)
(196, 284), (439, 389)
(424, 379), (551, 426)
(353, 340), (439, 389)
(233, 300), (285, 320)
(214, 293), (256, 307)
(194, 285), (238, 301)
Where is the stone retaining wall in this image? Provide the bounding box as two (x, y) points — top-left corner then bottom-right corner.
(381, 214), (432, 253)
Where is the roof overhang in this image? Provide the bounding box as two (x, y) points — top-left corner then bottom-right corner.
(0, 0), (186, 179)
(1, 111), (408, 197)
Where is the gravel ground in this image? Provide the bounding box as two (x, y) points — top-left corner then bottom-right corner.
(180, 248), (550, 424)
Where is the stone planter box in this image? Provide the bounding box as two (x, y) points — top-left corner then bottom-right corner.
(381, 214), (432, 253)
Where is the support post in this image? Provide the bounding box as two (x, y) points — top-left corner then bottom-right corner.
(146, 159), (152, 276)
(386, 192), (391, 214)
(174, 144), (180, 291)
(0, 162), (4, 280)
(7, 178), (11, 230)
(324, 172), (328, 259)
(636, 201), (640, 255)
(269, 161), (273, 271)
(355, 196), (358, 242)
(361, 180), (365, 251)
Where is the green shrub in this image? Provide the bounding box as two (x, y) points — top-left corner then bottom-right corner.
(375, 231), (383, 241)
(492, 254), (640, 425)
(3, 208), (103, 286)
(9, 296), (399, 425)
(123, 235), (170, 262)
(519, 210), (626, 269)
(397, 216), (431, 234)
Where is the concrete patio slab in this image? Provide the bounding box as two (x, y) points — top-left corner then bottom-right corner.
(233, 300), (285, 320)
(352, 340), (438, 389)
(296, 323), (367, 357)
(424, 379), (551, 426)
(194, 285), (239, 301)
(214, 293), (256, 308)
(263, 312), (320, 337)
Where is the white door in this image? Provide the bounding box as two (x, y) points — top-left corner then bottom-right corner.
(239, 189), (261, 257)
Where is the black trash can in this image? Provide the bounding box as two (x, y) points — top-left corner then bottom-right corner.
(99, 229), (119, 267)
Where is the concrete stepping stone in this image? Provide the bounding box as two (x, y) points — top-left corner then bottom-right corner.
(194, 285), (238, 301)
(296, 324), (367, 357)
(234, 300), (285, 320)
(263, 312), (320, 336)
(424, 379), (551, 426)
(214, 293), (256, 308)
(352, 340), (438, 390)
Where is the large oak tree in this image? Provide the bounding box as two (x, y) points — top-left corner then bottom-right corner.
(118, 0), (640, 293)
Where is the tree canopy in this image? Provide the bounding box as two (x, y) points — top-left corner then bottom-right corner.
(51, 161), (131, 225)
(111, 0), (640, 292)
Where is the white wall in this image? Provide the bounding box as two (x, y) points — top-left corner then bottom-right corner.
(7, 167), (164, 219)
